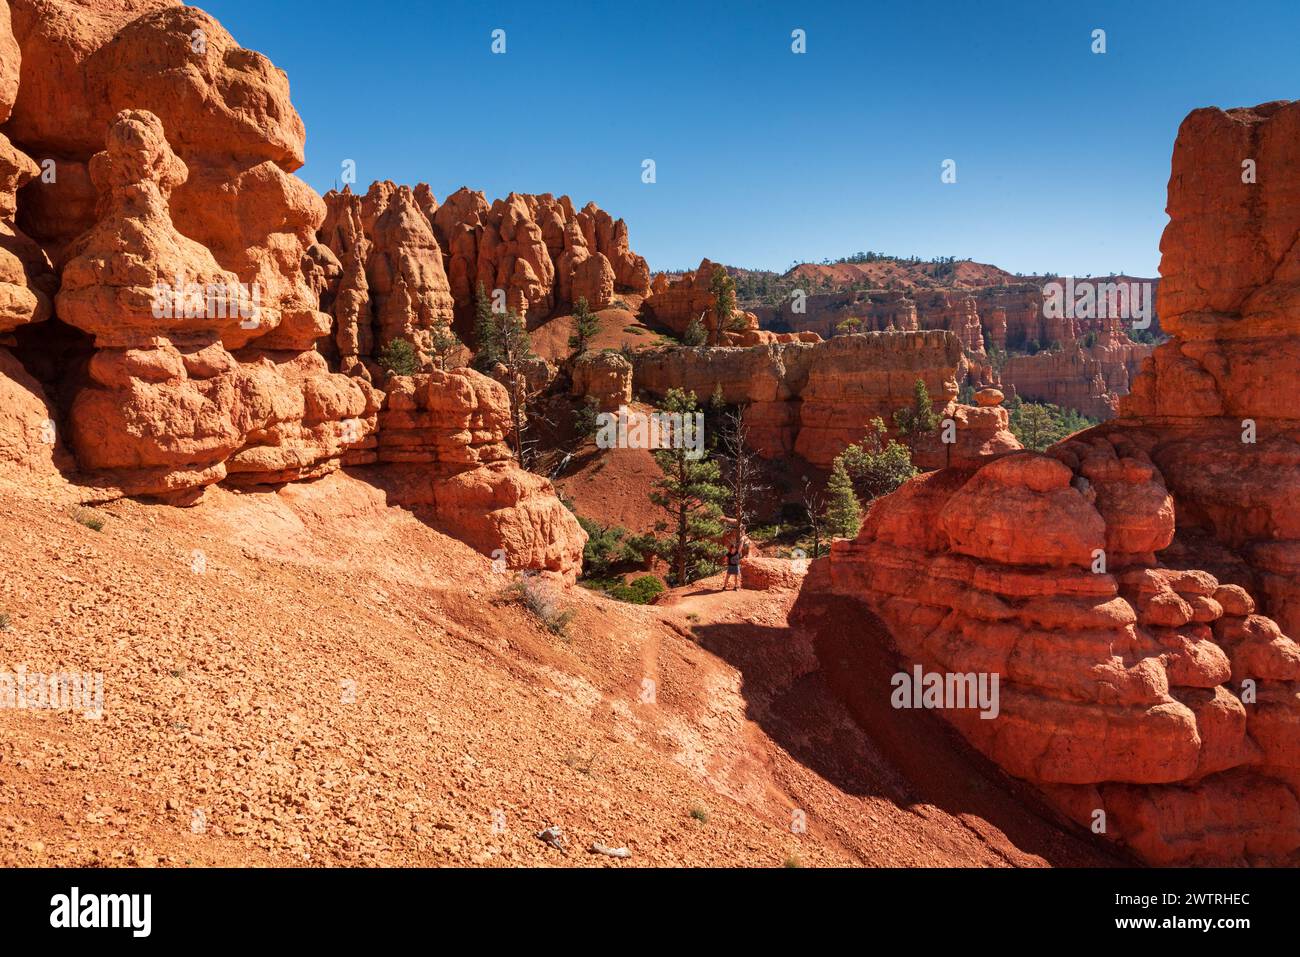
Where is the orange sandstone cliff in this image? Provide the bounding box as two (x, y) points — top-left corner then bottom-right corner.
(0, 0), (583, 578)
(805, 100), (1300, 865)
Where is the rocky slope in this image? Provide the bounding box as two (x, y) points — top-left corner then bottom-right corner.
(804, 100), (1300, 866)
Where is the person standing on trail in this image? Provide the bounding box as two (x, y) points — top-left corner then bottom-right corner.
(723, 539), (743, 591)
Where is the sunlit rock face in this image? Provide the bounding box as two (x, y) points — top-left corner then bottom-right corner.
(808, 100), (1300, 866)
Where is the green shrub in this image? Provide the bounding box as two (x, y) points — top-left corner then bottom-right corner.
(377, 337), (420, 376)
(578, 518), (651, 578)
(682, 316), (708, 347)
(573, 398), (602, 439)
(607, 575), (666, 605)
(840, 417), (919, 502)
(510, 574), (574, 637)
(892, 378), (941, 437)
(69, 506), (104, 532)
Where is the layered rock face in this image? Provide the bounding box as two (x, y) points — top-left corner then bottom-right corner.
(369, 368), (585, 581)
(53, 109), (380, 498)
(643, 259), (820, 347)
(633, 330), (963, 467)
(1118, 99), (1300, 645)
(753, 280), (1155, 418)
(810, 101), (1300, 865)
(1002, 319), (1152, 420)
(319, 183), (651, 354)
(570, 349), (632, 412)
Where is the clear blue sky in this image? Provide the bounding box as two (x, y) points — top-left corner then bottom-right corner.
(204, 0), (1300, 277)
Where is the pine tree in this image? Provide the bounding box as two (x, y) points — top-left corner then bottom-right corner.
(568, 296), (599, 358)
(377, 337), (420, 377)
(472, 282), (502, 372)
(492, 307), (536, 466)
(683, 314), (708, 347)
(1011, 401), (1058, 451)
(841, 416), (919, 501)
(824, 456), (862, 539)
(708, 265), (737, 346)
(428, 317), (463, 371)
(719, 407), (765, 553)
(893, 377), (942, 437)
(649, 389), (727, 585)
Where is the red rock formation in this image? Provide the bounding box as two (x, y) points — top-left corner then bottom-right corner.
(570, 350), (632, 412)
(641, 258), (765, 344)
(809, 100), (1300, 865)
(370, 368), (585, 581)
(0, 346), (72, 477)
(54, 110), (380, 499)
(753, 279), (1156, 418)
(740, 555), (807, 591)
(1002, 324), (1154, 420)
(1118, 99), (1300, 644)
(911, 393), (1021, 471)
(322, 184), (649, 346)
(633, 330), (962, 467)
(0, 1), (53, 339)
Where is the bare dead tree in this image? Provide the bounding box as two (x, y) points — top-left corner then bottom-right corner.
(802, 476), (825, 559)
(720, 406), (767, 552)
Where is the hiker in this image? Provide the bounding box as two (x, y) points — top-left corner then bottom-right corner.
(723, 540), (743, 591)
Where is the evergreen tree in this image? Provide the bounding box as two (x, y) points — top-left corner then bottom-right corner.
(377, 337), (420, 377)
(568, 296), (599, 358)
(683, 314), (708, 347)
(428, 317), (463, 371)
(573, 397), (601, 438)
(649, 389), (727, 585)
(841, 417), (919, 501)
(824, 456), (862, 539)
(708, 265), (737, 346)
(491, 307), (536, 466)
(893, 377), (942, 438)
(472, 282), (502, 372)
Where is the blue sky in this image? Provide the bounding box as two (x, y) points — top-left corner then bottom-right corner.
(205, 0), (1300, 277)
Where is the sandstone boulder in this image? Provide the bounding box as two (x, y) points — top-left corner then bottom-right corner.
(570, 350), (633, 412)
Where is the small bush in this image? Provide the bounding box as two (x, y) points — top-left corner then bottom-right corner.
(606, 575), (666, 605)
(511, 574), (575, 637)
(578, 518), (650, 577)
(682, 316), (708, 347)
(689, 806), (710, 823)
(69, 506), (104, 532)
(377, 337), (421, 376)
(573, 398), (602, 439)
(0, 612), (10, 631)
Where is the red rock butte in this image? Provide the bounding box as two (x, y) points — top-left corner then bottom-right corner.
(809, 99), (1300, 865)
